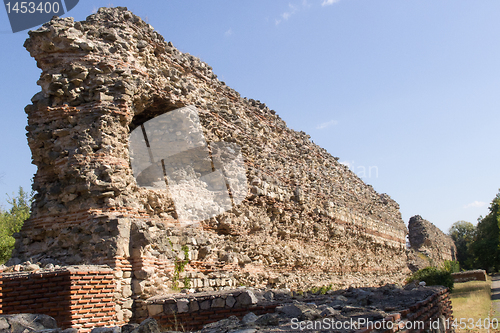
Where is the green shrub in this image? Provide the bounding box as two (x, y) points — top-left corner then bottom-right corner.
(406, 267), (454, 291)
(309, 284), (333, 295)
(0, 187), (32, 264)
(442, 260), (460, 273)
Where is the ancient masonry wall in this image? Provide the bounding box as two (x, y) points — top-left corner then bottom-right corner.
(407, 215), (457, 271)
(0, 267), (117, 331)
(4, 7), (409, 326)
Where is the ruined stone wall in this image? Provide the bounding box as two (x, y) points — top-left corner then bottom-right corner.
(10, 7), (408, 322)
(408, 215), (457, 271)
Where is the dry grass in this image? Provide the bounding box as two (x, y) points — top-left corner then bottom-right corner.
(450, 276), (499, 332)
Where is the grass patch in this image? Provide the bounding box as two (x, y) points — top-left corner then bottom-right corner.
(450, 276), (494, 332)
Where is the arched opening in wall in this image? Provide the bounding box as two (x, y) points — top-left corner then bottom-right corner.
(129, 98), (181, 132)
(129, 97), (183, 189)
(128, 100), (248, 225)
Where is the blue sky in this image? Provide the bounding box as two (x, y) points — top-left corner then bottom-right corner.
(1, 0), (499, 233)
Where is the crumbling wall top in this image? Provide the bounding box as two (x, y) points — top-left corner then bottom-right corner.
(408, 215), (457, 267)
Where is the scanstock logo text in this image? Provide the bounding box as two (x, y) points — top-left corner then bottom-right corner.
(4, 0), (79, 33)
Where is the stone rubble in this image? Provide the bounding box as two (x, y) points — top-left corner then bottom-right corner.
(0, 314), (76, 333)
(189, 284), (446, 333)
(118, 284), (446, 333)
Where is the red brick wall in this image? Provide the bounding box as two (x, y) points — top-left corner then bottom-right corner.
(0, 269), (117, 332)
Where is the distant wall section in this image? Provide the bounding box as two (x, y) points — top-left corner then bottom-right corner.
(407, 215), (457, 271)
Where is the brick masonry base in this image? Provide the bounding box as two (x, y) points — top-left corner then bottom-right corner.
(0, 268), (117, 332)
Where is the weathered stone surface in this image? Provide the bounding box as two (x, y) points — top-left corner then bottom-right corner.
(240, 312), (258, 324)
(236, 291), (258, 307)
(200, 300), (211, 310)
(130, 318), (160, 333)
(276, 304), (306, 318)
(253, 313), (280, 326)
(189, 300), (200, 312)
(176, 299), (189, 313)
(211, 297), (226, 308)
(408, 215), (457, 271)
(0, 318), (9, 331)
(0, 314), (57, 333)
(147, 304), (163, 317)
(90, 327), (120, 333)
(226, 296), (236, 308)
(199, 316), (240, 333)
(121, 324), (139, 333)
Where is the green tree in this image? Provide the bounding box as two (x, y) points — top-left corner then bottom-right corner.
(448, 220), (475, 270)
(0, 187), (32, 264)
(470, 190), (500, 272)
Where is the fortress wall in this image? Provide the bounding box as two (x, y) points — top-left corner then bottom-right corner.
(6, 7), (409, 323)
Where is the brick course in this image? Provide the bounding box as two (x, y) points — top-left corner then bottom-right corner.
(0, 267), (117, 332)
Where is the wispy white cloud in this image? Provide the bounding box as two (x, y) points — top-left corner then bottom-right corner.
(316, 119), (338, 129)
(321, 0), (341, 6)
(464, 201), (487, 209)
(275, 1), (311, 25)
(276, 3), (299, 25)
(225, 28), (233, 37)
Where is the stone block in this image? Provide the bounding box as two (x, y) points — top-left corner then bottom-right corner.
(236, 290), (258, 307)
(130, 318), (160, 333)
(123, 309), (133, 320)
(255, 313), (280, 326)
(200, 299), (211, 310)
(189, 300), (199, 312)
(134, 267), (155, 279)
(211, 297), (225, 308)
(177, 298), (189, 313)
(0, 318), (8, 331)
(122, 285), (133, 298)
(123, 299), (134, 309)
(132, 280), (145, 294)
(241, 312), (258, 324)
(147, 304), (164, 316)
(226, 296), (236, 308)
(164, 303), (177, 314)
(276, 304), (303, 318)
